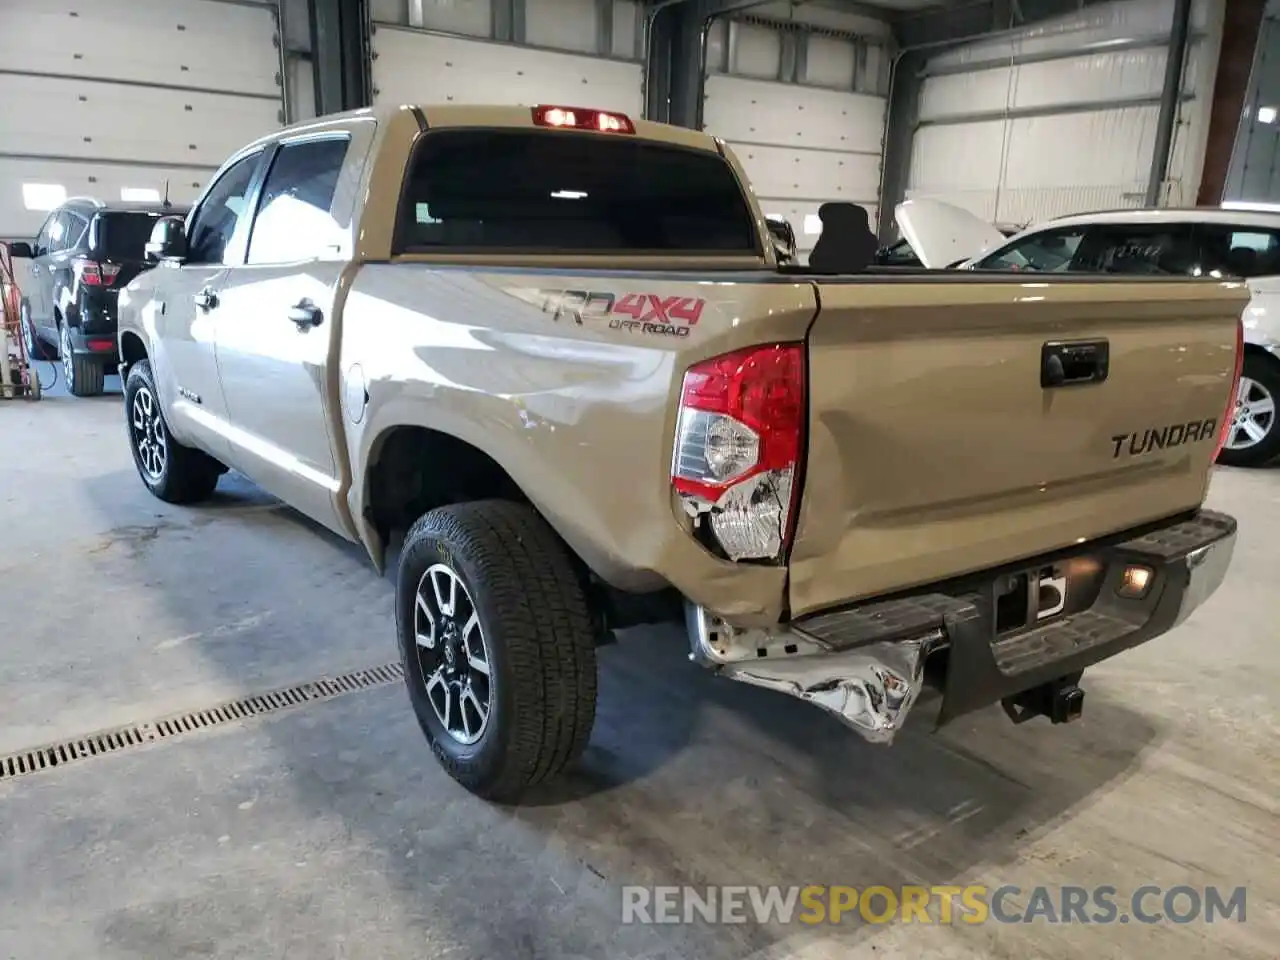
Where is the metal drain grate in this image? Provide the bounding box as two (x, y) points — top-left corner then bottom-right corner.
(0, 661), (404, 783)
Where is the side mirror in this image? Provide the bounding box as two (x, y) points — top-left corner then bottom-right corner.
(7, 241), (34, 259)
(145, 216), (188, 263)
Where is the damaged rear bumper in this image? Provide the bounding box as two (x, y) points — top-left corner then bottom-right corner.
(686, 510), (1236, 743)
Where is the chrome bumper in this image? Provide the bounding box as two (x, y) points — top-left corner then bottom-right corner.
(687, 511), (1237, 744)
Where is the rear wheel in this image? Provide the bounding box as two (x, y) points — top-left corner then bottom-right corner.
(61, 323), (105, 398)
(1217, 353), (1280, 468)
(124, 359), (222, 503)
(396, 500), (598, 802)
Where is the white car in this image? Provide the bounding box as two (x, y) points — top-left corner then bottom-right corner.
(898, 200), (1280, 468)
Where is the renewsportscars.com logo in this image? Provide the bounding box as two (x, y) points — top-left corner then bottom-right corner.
(620, 884), (1248, 926)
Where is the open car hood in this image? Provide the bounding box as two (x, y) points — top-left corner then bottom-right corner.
(894, 199), (1008, 268)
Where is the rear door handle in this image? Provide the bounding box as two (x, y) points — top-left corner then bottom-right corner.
(1041, 339), (1109, 388)
(288, 300), (323, 330)
(194, 288), (218, 311)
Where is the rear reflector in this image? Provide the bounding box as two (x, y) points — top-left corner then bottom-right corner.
(671, 343), (805, 562)
(1214, 317), (1244, 462)
(87, 338), (115, 352)
(532, 104), (635, 134)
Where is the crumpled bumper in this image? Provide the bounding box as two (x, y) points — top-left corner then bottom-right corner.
(687, 510), (1236, 743)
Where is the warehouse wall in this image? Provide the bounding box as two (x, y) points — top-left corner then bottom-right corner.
(0, 0), (285, 237)
(701, 3), (891, 256)
(905, 0), (1227, 227)
(368, 0), (642, 115)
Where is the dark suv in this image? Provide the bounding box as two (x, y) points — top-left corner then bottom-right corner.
(12, 198), (187, 396)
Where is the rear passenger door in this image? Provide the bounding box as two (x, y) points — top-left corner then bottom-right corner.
(212, 130), (360, 538)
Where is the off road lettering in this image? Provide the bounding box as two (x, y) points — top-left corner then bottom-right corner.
(541, 289), (615, 324)
(1111, 419), (1217, 459)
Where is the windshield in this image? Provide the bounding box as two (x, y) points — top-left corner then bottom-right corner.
(395, 129), (759, 255)
(89, 212), (166, 259)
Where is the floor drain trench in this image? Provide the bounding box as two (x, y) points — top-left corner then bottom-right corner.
(0, 661), (404, 783)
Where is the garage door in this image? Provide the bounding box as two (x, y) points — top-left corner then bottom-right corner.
(370, 0), (643, 120)
(0, 0), (284, 238)
(702, 21), (887, 258)
(906, 0), (1223, 226)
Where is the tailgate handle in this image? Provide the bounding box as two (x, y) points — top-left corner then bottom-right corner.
(1041, 340), (1109, 389)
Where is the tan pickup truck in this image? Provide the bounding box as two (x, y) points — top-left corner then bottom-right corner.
(117, 102), (1245, 802)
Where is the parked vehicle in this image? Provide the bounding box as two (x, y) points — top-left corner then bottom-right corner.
(899, 199), (1280, 467)
(874, 218), (1020, 268)
(7, 198), (188, 396)
(118, 104), (1243, 802)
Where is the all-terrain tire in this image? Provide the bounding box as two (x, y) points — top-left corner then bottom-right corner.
(124, 359), (223, 503)
(60, 323), (106, 397)
(1217, 352), (1280, 468)
(396, 500), (598, 802)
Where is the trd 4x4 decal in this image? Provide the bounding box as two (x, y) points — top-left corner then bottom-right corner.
(539, 289), (706, 338)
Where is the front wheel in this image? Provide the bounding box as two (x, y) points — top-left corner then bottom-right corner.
(1217, 353), (1280, 468)
(396, 500), (598, 802)
(124, 359), (223, 503)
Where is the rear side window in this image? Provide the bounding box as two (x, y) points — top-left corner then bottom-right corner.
(395, 130), (758, 254)
(248, 137), (349, 264)
(1197, 225), (1280, 278)
(89, 212), (164, 259)
(1070, 223), (1202, 275)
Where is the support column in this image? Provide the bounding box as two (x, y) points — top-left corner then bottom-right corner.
(1146, 0), (1194, 205)
(876, 50), (924, 242)
(309, 0), (370, 115)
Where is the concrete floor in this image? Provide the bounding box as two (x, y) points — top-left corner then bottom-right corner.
(2, 366), (1278, 960)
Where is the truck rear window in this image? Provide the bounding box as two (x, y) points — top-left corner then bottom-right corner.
(394, 129), (759, 255)
(89, 212), (165, 259)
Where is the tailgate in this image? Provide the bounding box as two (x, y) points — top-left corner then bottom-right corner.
(788, 277), (1247, 618)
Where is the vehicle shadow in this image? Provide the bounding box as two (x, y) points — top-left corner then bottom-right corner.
(79, 471), (1163, 958)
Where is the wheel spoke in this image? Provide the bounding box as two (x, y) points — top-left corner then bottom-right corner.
(1249, 395), (1275, 418)
(463, 614), (488, 675)
(431, 568), (457, 616)
(1242, 416), (1268, 443)
(462, 685), (488, 730)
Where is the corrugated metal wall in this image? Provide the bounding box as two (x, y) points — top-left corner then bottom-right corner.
(905, 0), (1227, 227)
(368, 0), (642, 115)
(700, 4), (891, 256)
(1224, 2), (1280, 203)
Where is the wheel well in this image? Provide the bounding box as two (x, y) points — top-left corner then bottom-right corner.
(365, 427), (526, 540)
(363, 426), (682, 636)
(119, 331), (148, 372)
(1243, 342), (1280, 369)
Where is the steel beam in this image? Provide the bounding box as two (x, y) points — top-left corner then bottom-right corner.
(917, 92), (1194, 129)
(1146, 0), (1193, 205)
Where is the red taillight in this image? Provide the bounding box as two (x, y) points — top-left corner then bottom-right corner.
(531, 104), (635, 134)
(1214, 317), (1245, 462)
(86, 338), (115, 352)
(671, 343), (806, 562)
(74, 258), (122, 287)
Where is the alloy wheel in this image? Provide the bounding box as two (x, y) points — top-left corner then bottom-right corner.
(1226, 375), (1276, 451)
(60, 325), (73, 391)
(413, 562), (492, 746)
(130, 385), (168, 479)
(21, 308), (37, 359)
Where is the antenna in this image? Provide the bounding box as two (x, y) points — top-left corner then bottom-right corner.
(162, 179), (171, 209)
